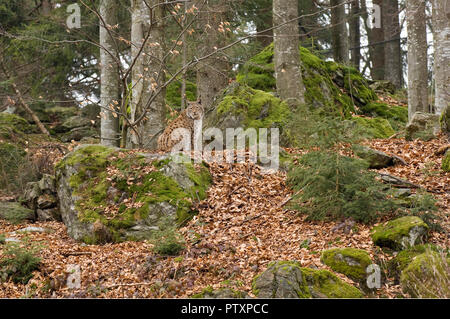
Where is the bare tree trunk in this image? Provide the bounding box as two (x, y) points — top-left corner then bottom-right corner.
(330, 0), (349, 64)
(99, 0), (120, 147)
(349, 0), (361, 70)
(273, 0), (305, 106)
(181, 1), (188, 110)
(370, 0), (385, 80)
(406, 0), (429, 121)
(129, 0), (166, 149)
(383, 0), (403, 88)
(196, 1), (230, 111)
(432, 0), (450, 116)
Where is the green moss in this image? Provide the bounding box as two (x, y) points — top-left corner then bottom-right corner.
(216, 83), (291, 130)
(360, 102), (408, 131)
(352, 117), (395, 139)
(0, 142), (27, 188)
(0, 113), (33, 134)
(55, 146), (211, 243)
(439, 105), (450, 132)
(388, 244), (442, 279)
(442, 152), (450, 172)
(252, 261), (363, 298)
(237, 44), (377, 117)
(371, 216), (429, 250)
(400, 250), (450, 298)
(321, 248), (372, 282)
(0, 202), (34, 224)
(300, 268), (364, 298)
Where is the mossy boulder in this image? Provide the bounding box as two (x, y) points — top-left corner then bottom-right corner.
(353, 145), (401, 169)
(388, 244), (443, 281)
(45, 106), (79, 123)
(237, 44), (377, 116)
(352, 117), (395, 139)
(400, 250), (450, 298)
(252, 261), (363, 298)
(0, 113), (34, 141)
(0, 202), (35, 224)
(320, 248), (372, 283)
(369, 80), (397, 95)
(203, 81), (290, 132)
(55, 145), (212, 244)
(442, 151), (450, 172)
(371, 216), (428, 251)
(359, 102), (408, 131)
(405, 112), (440, 141)
(192, 287), (248, 299)
(439, 105), (450, 133)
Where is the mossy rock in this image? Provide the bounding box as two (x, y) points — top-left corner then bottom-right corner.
(203, 81), (290, 132)
(388, 244), (443, 281)
(0, 113), (34, 141)
(320, 248), (372, 282)
(352, 117), (395, 139)
(45, 106), (79, 122)
(252, 261), (363, 298)
(439, 105), (450, 133)
(192, 287), (248, 299)
(371, 216), (428, 251)
(0, 202), (35, 224)
(442, 151), (450, 172)
(55, 145), (212, 244)
(400, 250), (450, 298)
(353, 145), (396, 169)
(369, 80), (397, 95)
(237, 44), (377, 117)
(359, 102), (408, 131)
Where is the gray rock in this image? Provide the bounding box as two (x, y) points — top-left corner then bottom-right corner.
(354, 145), (404, 169)
(405, 112), (440, 141)
(252, 261), (363, 298)
(37, 208), (61, 222)
(38, 174), (56, 193)
(60, 127), (97, 142)
(55, 145), (211, 243)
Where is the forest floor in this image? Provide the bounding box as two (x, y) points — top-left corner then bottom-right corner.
(0, 132), (448, 298)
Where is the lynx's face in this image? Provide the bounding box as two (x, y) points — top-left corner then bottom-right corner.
(186, 102), (204, 120)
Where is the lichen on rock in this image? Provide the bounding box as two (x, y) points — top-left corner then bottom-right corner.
(55, 144), (211, 244)
(252, 261), (363, 298)
(371, 216), (429, 250)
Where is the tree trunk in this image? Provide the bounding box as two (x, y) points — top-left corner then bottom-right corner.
(406, 0), (429, 121)
(432, 0), (450, 116)
(99, 0), (120, 147)
(129, 0), (166, 149)
(196, 1), (230, 111)
(349, 0), (361, 70)
(383, 0), (403, 88)
(273, 0), (306, 106)
(330, 0), (349, 64)
(370, 0), (385, 80)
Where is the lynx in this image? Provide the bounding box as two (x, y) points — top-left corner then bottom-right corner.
(157, 101), (204, 152)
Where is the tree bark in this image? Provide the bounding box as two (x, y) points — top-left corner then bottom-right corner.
(370, 0), (385, 80)
(383, 0), (403, 88)
(406, 0), (429, 121)
(330, 0), (349, 64)
(129, 0), (166, 149)
(349, 0), (361, 70)
(99, 0), (120, 147)
(432, 0), (450, 116)
(196, 1), (230, 111)
(273, 0), (306, 106)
